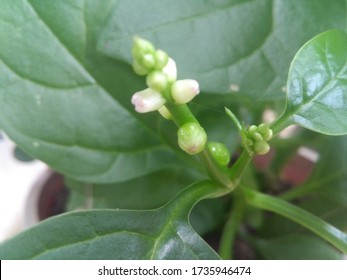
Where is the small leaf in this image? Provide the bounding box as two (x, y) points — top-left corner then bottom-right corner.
(273, 30), (347, 135)
(0, 181), (222, 259)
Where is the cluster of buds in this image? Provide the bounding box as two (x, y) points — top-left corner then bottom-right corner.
(244, 124), (273, 155)
(131, 37), (200, 115)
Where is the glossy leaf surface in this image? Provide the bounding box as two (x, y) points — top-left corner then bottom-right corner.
(98, 0), (345, 100)
(0, 0), (182, 183)
(0, 181), (221, 260)
(273, 30), (347, 135)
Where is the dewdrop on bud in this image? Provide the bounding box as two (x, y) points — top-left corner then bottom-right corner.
(131, 88), (166, 113)
(177, 123), (207, 155)
(146, 71), (168, 92)
(162, 58), (177, 83)
(171, 79), (200, 104)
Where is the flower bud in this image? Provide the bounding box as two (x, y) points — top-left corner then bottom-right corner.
(208, 142), (230, 167)
(171, 79), (200, 104)
(131, 88), (166, 113)
(257, 124), (273, 141)
(177, 122), (207, 155)
(251, 132), (263, 142)
(133, 60), (148, 76)
(155, 49), (169, 70)
(253, 141), (270, 155)
(141, 53), (156, 69)
(146, 71), (168, 92)
(162, 58), (177, 83)
(132, 37), (155, 60)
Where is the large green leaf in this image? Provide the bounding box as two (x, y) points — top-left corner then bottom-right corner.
(0, 0), (181, 183)
(98, 0), (345, 100)
(0, 181), (222, 259)
(272, 30), (347, 135)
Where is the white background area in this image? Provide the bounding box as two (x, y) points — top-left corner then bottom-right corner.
(0, 131), (47, 242)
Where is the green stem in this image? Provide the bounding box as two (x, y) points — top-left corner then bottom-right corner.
(165, 103), (198, 126)
(168, 180), (227, 216)
(198, 149), (236, 191)
(270, 111), (293, 134)
(166, 102), (246, 191)
(219, 197), (245, 259)
(228, 150), (252, 182)
(244, 188), (347, 254)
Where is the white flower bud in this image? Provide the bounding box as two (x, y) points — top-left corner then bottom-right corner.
(162, 58), (177, 83)
(177, 122), (207, 155)
(131, 88), (166, 113)
(171, 79), (200, 104)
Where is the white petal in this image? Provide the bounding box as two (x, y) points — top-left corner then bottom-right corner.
(131, 88), (166, 113)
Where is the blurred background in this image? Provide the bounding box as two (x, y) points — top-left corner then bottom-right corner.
(0, 130), (48, 242)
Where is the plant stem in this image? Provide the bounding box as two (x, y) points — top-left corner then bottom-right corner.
(243, 188), (347, 254)
(198, 149), (236, 190)
(168, 180), (227, 216)
(270, 112), (293, 134)
(219, 197), (245, 259)
(228, 150), (252, 182)
(165, 103), (198, 126)
(166, 102), (249, 191)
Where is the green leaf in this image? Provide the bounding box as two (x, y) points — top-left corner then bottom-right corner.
(0, 181), (222, 260)
(272, 30), (347, 135)
(0, 0), (181, 183)
(253, 234), (343, 260)
(98, 0), (345, 100)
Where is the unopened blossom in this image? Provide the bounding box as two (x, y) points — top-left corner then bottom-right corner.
(171, 79), (200, 104)
(131, 88), (166, 113)
(162, 58), (177, 83)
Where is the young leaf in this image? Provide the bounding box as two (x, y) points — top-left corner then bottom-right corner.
(272, 30), (347, 135)
(0, 181), (222, 260)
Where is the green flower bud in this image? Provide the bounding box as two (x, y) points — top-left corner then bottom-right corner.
(251, 132), (263, 142)
(132, 37), (155, 60)
(141, 53), (156, 69)
(177, 123), (207, 155)
(253, 140), (270, 155)
(146, 71), (168, 92)
(248, 125), (258, 134)
(155, 49), (169, 70)
(133, 60), (148, 76)
(171, 79), (200, 104)
(208, 142), (230, 167)
(257, 124), (273, 141)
